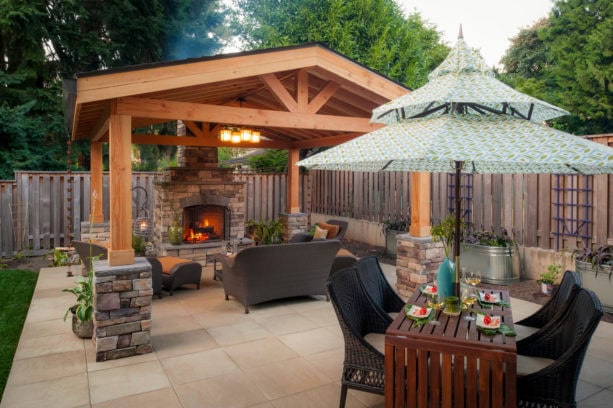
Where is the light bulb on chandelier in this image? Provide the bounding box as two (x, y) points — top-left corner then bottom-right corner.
(219, 126), (261, 144)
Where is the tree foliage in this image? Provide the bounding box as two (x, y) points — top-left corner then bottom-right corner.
(0, 1), (229, 179)
(247, 149), (288, 173)
(501, 0), (612, 135)
(233, 0), (448, 89)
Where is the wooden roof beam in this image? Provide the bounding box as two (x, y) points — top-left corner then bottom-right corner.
(116, 97), (382, 133)
(290, 132), (363, 148)
(131, 133), (290, 149)
(259, 73), (298, 112)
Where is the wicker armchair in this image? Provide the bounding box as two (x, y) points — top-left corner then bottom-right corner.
(516, 270), (581, 328)
(516, 288), (603, 408)
(327, 267), (390, 408)
(355, 256), (404, 319)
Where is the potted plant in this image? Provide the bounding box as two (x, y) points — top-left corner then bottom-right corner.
(63, 270), (94, 338)
(382, 219), (409, 258)
(246, 219), (283, 245)
(167, 208), (183, 245)
(537, 263), (562, 295)
(574, 244), (613, 313)
(460, 229), (520, 285)
(431, 215), (461, 298)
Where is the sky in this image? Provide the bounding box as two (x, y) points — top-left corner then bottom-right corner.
(397, 0), (554, 68)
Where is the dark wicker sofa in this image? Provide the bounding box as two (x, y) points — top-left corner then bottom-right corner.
(220, 240), (341, 313)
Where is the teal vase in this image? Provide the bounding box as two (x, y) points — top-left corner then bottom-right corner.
(436, 258), (455, 299)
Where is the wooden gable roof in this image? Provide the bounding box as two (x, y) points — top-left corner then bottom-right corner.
(66, 43), (410, 149)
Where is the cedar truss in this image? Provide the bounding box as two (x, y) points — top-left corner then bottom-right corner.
(66, 43), (409, 266)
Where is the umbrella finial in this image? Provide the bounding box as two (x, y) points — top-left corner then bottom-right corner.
(458, 24), (464, 39)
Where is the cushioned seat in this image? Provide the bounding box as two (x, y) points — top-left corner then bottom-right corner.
(155, 256), (202, 296)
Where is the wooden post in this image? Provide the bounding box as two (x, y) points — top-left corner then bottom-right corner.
(287, 148), (301, 213)
(409, 172), (432, 237)
(108, 101), (134, 266)
(90, 141), (104, 223)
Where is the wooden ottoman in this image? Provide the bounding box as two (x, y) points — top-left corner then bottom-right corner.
(157, 257), (202, 296)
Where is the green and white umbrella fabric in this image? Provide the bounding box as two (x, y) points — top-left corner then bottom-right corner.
(297, 33), (613, 295)
(297, 114), (613, 174)
(371, 34), (569, 125)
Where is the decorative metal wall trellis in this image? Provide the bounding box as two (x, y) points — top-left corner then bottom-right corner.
(552, 175), (592, 250)
(447, 173), (473, 230)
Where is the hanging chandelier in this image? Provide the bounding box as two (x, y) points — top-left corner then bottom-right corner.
(219, 127), (261, 144)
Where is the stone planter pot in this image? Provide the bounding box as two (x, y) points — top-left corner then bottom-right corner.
(575, 260), (613, 313)
(70, 308), (93, 338)
(460, 244), (520, 285)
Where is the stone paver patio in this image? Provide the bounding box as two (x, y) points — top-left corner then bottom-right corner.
(1, 263), (612, 407)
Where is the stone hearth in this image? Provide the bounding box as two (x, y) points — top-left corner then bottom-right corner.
(153, 146), (246, 263)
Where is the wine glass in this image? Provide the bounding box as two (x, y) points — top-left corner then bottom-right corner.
(427, 293), (444, 326)
(461, 285), (478, 321)
(467, 271), (481, 287)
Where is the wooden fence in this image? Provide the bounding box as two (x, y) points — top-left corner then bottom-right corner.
(310, 169), (613, 251)
(2, 168), (611, 256)
(0, 172), (157, 256)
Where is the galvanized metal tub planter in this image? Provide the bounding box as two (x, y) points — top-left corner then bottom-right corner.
(460, 243), (520, 285)
(575, 260), (613, 313)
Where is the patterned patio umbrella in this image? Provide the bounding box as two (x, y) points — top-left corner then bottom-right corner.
(371, 30), (569, 125)
(297, 32), (613, 295)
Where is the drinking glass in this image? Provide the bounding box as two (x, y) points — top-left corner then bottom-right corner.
(461, 285), (478, 321)
(427, 293), (444, 326)
(467, 271), (482, 286)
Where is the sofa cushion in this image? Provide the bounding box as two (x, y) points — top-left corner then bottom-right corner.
(313, 225), (329, 240)
(317, 221), (340, 239)
(158, 256), (192, 274)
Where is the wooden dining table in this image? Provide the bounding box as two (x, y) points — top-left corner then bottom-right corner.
(385, 287), (517, 408)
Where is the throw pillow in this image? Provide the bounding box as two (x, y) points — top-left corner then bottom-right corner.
(317, 221), (340, 239)
(313, 225), (329, 240)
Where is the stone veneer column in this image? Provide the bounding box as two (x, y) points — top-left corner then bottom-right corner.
(279, 212), (308, 242)
(395, 234), (445, 297)
(92, 257), (153, 361)
(80, 221), (110, 243)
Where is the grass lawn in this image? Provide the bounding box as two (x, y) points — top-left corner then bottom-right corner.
(0, 269), (38, 399)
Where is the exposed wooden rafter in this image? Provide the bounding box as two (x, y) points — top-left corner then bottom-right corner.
(116, 97), (383, 133)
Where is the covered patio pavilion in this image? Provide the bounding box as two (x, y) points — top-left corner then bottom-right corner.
(64, 42), (435, 267)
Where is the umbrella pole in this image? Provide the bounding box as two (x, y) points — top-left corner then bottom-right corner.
(454, 161), (463, 297)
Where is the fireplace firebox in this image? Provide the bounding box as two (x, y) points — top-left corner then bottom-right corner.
(182, 205), (230, 243)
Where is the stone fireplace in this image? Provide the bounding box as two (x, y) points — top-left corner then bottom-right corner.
(153, 146), (246, 263)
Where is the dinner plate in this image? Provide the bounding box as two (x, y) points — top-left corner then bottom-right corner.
(479, 292), (501, 304)
(405, 304), (432, 319)
(420, 285), (437, 296)
(476, 314), (501, 329)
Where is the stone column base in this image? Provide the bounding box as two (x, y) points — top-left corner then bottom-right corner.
(93, 257), (153, 361)
(395, 234), (445, 297)
(279, 213), (307, 242)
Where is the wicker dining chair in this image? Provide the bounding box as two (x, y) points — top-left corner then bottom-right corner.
(355, 256), (404, 319)
(516, 270), (581, 328)
(516, 288), (603, 408)
(327, 267), (390, 408)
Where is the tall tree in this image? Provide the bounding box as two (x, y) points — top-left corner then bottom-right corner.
(501, 0), (612, 135)
(233, 0), (448, 89)
(543, 0), (612, 134)
(0, 1), (229, 179)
